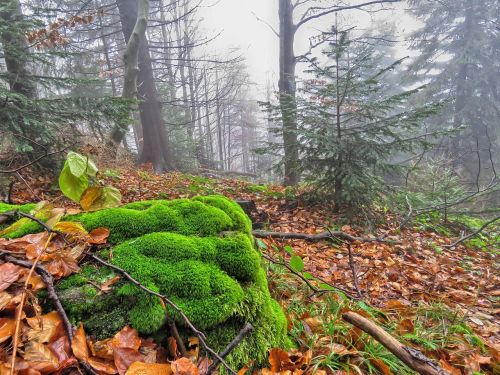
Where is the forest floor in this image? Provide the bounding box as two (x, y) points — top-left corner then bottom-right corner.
(4, 165), (499, 375)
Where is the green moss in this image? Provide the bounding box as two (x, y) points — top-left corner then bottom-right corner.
(0, 202), (37, 214)
(193, 196), (252, 235)
(5, 196), (289, 369)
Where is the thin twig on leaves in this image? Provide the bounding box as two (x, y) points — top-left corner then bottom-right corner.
(167, 317), (188, 358)
(0, 210), (69, 244)
(443, 215), (500, 248)
(0, 253), (98, 375)
(8, 233), (53, 375)
(261, 253), (357, 299)
(252, 230), (398, 244)
(205, 323), (253, 375)
(347, 243), (363, 299)
(91, 254), (237, 375)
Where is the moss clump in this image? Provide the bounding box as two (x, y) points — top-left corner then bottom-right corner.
(0, 202), (37, 214)
(66, 197), (235, 243)
(5, 196), (289, 369)
(193, 196), (252, 236)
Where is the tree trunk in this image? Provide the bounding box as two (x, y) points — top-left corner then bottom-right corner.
(278, 0), (300, 186)
(109, 0), (174, 172)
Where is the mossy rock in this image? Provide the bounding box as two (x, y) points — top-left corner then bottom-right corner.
(1, 196), (289, 369)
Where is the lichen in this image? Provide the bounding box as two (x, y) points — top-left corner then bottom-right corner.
(4, 196), (289, 368)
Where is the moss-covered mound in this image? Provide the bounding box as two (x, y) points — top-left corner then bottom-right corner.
(0, 196), (288, 369)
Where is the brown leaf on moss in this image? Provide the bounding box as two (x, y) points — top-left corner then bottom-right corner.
(88, 228), (110, 245)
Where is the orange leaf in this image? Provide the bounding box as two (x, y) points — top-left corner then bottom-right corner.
(171, 358), (199, 375)
(88, 227), (111, 245)
(47, 253), (80, 278)
(0, 318), (16, 344)
(111, 326), (141, 350)
(23, 341), (61, 375)
(370, 358), (393, 375)
(80, 186), (103, 211)
(125, 362), (172, 375)
(71, 324), (89, 361)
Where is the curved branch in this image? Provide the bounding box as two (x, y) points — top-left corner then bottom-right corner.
(296, 0), (401, 30)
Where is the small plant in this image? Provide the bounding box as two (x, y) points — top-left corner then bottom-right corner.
(58, 151), (121, 211)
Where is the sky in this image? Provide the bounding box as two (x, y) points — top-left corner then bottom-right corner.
(198, 0), (421, 100)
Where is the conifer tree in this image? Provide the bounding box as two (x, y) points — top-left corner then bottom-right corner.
(296, 26), (442, 210)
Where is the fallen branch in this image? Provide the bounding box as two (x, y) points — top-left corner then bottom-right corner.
(0, 210), (69, 244)
(253, 230), (396, 243)
(205, 323), (253, 375)
(443, 215), (499, 248)
(91, 254), (237, 375)
(347, 243), (363, 299)
(342, 311), (450, 375)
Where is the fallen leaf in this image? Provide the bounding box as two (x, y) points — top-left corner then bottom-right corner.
(88, 227), (111, 245)
(171, 357), (199, 375)
(111, 326), (141, 351)
(23, 341), (60, 374)
(88, 357), (118, 374)
(370, 358), (393, 375)
(0, 318), (16, 344)
(125, 362), (172, 375)
(114, 347), (144, 375)
(72, 324), (89, 361)
(0, 263), (24, 291)
(26, 311), (63, 344)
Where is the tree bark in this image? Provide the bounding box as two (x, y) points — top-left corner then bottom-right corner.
(278, 0), (300, 186)
(109, 0), (174, 172)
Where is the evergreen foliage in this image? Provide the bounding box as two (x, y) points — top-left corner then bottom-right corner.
(294, 26), (443, 208)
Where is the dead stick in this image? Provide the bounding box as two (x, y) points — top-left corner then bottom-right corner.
(205, 323), (253, 375)
(342, 312), (450, 375)
(252, 230), (398, 244)
(167, 317), (188, 357)
(346, 243), (363, 298)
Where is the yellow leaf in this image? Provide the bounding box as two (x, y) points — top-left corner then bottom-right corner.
(53, 221), (88, 235)
(80, 186), (103, 211)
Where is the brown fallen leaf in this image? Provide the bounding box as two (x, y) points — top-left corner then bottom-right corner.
(88, 357), (118, 374)
(125, 362), (172, 375)
(71, 324), (89, 361)
(0, 263), (25, 291)
(111, 326), (141, 351)
(23, 341), (61, 375)
(26, 311), (63, 344)
(88, 227), (111, 245)
(114, 347), (144, 375)
(0, 318), (16, 344)
(171, 357), (199, 375)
